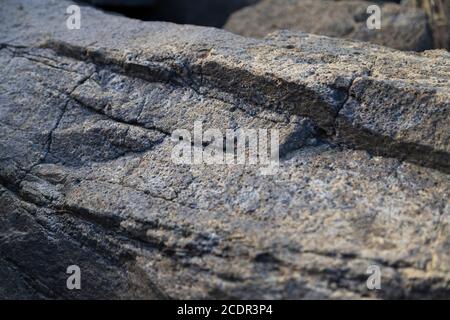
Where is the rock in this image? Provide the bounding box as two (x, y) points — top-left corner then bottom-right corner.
(224, 0), (434, 51)
(381, 0), (450, 50)
(0, 0), (449, 299)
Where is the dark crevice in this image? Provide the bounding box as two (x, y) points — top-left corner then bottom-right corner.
(78, 0), (261, 28)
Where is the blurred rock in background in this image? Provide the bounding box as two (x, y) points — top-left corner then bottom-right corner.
(414, 0), (449, 49)
(224, 0), (440, 51)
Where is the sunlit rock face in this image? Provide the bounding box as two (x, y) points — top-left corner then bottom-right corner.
(0, 0), (449, 299)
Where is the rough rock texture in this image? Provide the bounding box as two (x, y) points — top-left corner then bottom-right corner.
(0, 0), (449, 299)
(225, 0), (434, 51)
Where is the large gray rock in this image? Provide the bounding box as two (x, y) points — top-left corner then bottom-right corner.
(224, 0), (434, 51)
(0, 0), (449, 299)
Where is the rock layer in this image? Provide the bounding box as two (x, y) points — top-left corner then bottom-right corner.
(0, 0), (449, 299)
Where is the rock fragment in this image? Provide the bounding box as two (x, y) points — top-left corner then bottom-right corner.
(225, 0), (434, 51)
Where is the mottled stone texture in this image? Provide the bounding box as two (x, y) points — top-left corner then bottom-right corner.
(225, 0), (434, 51)
(0, 0), (449, 299)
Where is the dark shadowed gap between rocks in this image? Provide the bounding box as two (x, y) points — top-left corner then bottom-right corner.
(79, 0), (262, 27)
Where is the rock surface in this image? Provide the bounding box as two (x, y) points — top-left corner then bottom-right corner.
(225, 0), (434, 51)
(0, 0), (449, 299)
